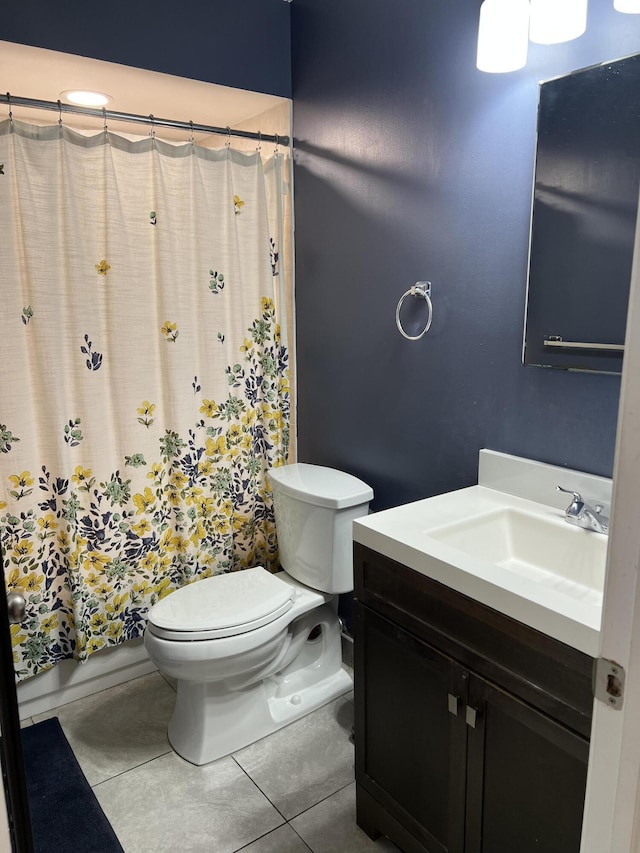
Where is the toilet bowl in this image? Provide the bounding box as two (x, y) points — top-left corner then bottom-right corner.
(144, 463), (373, 765)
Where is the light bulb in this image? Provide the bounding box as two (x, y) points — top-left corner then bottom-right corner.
(61, 91), (111, 107)
(476, 0), (530, 73)
(529, 0), (588, 44)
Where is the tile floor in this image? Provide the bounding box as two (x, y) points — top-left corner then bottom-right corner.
(22, 670), (401, 853)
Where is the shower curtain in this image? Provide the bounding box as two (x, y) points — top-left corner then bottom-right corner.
(0, 119), (291, 681)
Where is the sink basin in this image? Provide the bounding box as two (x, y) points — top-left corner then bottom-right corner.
(427, 507), (606, 603)
(353, 467), (611, 656)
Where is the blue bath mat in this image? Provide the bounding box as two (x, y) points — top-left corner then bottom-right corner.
(20, 717), (124, 853)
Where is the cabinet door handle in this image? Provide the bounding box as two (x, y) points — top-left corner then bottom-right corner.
(447, 693), (460, 716)
(466, 706), (479, 728)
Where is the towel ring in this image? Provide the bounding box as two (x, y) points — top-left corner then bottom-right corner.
(396, 281), (433, 340)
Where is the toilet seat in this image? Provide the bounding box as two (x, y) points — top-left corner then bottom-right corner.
(147, 566), (295, 642)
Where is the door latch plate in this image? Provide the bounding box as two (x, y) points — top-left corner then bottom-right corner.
(594, 657), (625, 710)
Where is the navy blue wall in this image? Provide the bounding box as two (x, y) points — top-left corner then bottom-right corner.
(3, 0), (291, 97)
(291, 0), (640, 510)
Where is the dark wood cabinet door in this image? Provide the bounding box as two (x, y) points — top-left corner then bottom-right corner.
(465, 675), (590, 853)
(355, 604), (467, 853)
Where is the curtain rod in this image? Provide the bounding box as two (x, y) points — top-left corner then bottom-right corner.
(0, 93), (290, 147)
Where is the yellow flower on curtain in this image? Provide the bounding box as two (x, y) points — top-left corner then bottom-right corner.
(41, 615), (58, 633)
(6, 569), (19, 588)
(161, 321), (179, 342)
(199, 399), (217, 417)
(190, 521), (206, 549)
(199, 459), (214, 476)
(131, 519), (152, 537)
(154, 577), (172, 599)
(195, 496), (215, 516)
(140, 553), (158, 572)
(185, 487), (203, 506)
(213, 517), (228, 534)
(107, 622), (123, 641)
(37, 514), (57, 535)
(8, 471), (34, 499)
(165, 483), (181, 506)
(87, 638), (104, 654)
(233, 195), (245, 214)
(170, 470), (188, 490)
(227, 424), (243, 444)
(205, 435), (226, 457)
(137, 401), (156, 428)
(105, 593), (128, 619)
(95, 259), (111, 275)
(91, 612), (109, 632)
(147, 463), (163, 481)
(84, 571), (103, 588)
(83, 552), (110, 572)
(133, 579), (153, 598)
(10, 539), (33, 562)
(10, 625), (26, 664)
(133, 487), (156, 514)
(15, 573), (42, 594)
(71, 466), (95, 491)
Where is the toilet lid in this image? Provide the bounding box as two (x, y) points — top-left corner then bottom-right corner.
(147, 566), (294, 640)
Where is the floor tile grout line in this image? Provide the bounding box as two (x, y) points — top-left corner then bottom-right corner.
(230, 713), (355, 823)
(288, 822), (315, 852)
(90, 747), (174, 790)
(287, 778), (356, 822)
(230, 822), (314, 853)
(231, 754), (290, 822)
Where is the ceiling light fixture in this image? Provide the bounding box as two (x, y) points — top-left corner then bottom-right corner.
(61, 90), (112, 107)
(529, 0), (588, 44)
(613, 0), (640, 11)
(476, 0), (530, 73)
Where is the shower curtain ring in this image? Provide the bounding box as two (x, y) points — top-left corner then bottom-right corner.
(149, 114), (156, 139)
(256, 130), (262, 153)
(6, 92), (12, 123)
(225, 126), (231, 149)
(274, 133), (280, 156)
(102, 107), (108, 135)
(188, 120), (194, 144)
(57, 99), (63, 127)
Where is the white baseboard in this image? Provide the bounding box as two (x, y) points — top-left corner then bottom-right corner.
(17, 638), (157, 720)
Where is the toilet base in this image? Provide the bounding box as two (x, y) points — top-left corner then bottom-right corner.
(166, 605), (351, 765)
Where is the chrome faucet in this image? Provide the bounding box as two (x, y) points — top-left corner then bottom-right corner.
(556, 486), (609, 535)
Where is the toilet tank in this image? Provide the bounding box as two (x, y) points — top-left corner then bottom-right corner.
(267, 464), (374, 594)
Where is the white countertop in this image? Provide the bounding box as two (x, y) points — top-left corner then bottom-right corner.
(353, 480), (606, 657)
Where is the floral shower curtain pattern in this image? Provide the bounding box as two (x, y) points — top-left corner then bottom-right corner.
(0, 120), (291, 681)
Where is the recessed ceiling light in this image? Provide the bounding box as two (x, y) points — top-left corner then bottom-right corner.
(61, 90), (112, 107)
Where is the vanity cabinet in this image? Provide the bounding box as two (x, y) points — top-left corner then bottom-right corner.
(353, 543), (594, 853)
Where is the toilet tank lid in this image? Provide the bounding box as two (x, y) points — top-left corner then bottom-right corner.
(268, 463), (373, 509)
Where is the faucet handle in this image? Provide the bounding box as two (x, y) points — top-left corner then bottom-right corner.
(556, 485), (585, 516)
(556, 485), (582, 502)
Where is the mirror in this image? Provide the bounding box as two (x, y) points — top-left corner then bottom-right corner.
(523, 53), (640, 374)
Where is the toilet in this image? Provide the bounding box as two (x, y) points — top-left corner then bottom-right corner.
(144, 462), (373, 765)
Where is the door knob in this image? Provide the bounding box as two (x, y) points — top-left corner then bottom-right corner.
(7, 591), (26, 624)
